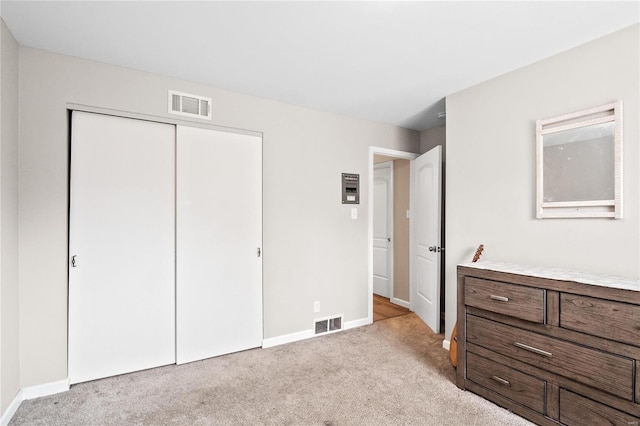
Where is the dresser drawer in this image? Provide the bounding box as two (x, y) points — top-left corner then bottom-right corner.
(467, 315), (634, 400)
(465, 277), (545, 323)
(559, 389), (639, 426)
(561, 293), (640, 347)
(466, 352), (545, 413)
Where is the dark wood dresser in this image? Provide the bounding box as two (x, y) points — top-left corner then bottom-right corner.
(456, 262), (640, 425)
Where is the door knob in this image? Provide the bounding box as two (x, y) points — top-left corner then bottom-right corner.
(71, 255), (77, 267)
(429, 246), (437, 252)
(387, 237), (391, 242)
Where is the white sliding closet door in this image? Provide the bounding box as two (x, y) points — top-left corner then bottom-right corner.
(176, 126), (263, 364)
(69, 112), (175, 384)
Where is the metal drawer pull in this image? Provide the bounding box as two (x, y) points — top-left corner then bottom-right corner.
(490, 295), (509, 302)
(491, 375), (510, 386)
(514, 342), (552, 357)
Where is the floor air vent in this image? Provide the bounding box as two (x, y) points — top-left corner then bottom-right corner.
(314, 315), (343, 335)
(168, 90), (212, 120)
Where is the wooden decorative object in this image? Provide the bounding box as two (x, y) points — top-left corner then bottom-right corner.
(449, 245), (484, 368)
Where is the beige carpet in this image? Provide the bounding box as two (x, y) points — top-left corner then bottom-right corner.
(10, 314), (533, 425)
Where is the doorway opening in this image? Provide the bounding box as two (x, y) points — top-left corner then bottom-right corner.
(368, 146), (444, 333)
(368, 148), (418, 324)
(371, 154), (412, 322)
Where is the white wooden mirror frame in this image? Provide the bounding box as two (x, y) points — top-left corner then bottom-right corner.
(536, 101), (622, 219)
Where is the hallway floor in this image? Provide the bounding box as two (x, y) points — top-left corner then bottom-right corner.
(373, 294), (411, 322)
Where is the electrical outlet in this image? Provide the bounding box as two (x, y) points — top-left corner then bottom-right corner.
(314, 301), (320, 313)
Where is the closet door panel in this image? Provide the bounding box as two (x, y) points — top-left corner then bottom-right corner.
(176, 126), (262, 364)
(69, 111), (175, 383)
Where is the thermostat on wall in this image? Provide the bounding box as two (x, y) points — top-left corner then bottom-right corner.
(342, 173), (359, 204)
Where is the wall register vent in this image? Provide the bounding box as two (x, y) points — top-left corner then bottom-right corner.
(168, 90), (212, 120)
(314, 315), (343, 335)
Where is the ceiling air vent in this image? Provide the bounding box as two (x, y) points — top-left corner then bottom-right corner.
(168, 90), (212, 120)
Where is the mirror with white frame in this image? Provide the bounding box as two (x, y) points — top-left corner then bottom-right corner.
(536, 101), (622, 219)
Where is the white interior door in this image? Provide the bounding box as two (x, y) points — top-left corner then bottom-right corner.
(373, 161), (393, 298)
(176, 126), (263, 365)
(69, 111), (175, 384)
(410, 146), (442, 333)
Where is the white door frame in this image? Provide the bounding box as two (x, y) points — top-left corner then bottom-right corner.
(367, 147), (418, 323)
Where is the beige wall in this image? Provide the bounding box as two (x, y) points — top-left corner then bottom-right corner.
(445, 24), (640, 340)
(0, 19), (20, 413)
(392, 160), (410, 302)
(17, 47), (419, 387)
(420, 125), (445, 156)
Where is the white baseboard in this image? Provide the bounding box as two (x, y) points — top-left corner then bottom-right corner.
(390, 297), (410, 309)
(344, 317), (371, 330)
(1, 389), (23, 426)
(262, 316), (371, 348)
(262, 328), (314, 348)
(21, 378), (70, 400)
(1, 378), (69, 426)
(442, 339), (450, 351)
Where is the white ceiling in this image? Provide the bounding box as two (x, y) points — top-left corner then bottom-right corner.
(1, 1), (638, 131)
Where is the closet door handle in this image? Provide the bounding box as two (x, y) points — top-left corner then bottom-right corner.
(71, 255), (77, 268)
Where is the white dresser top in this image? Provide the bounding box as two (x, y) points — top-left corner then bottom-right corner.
(458, 261), (640, 292)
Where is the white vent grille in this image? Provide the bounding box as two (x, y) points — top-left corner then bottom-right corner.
(314, 315), (343, 335)
(168, 90), (212, 120)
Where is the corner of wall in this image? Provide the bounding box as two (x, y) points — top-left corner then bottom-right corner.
(0, 390), (23, 426)
(0, 16), (22, 420)
(419, 125), (446, 155)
